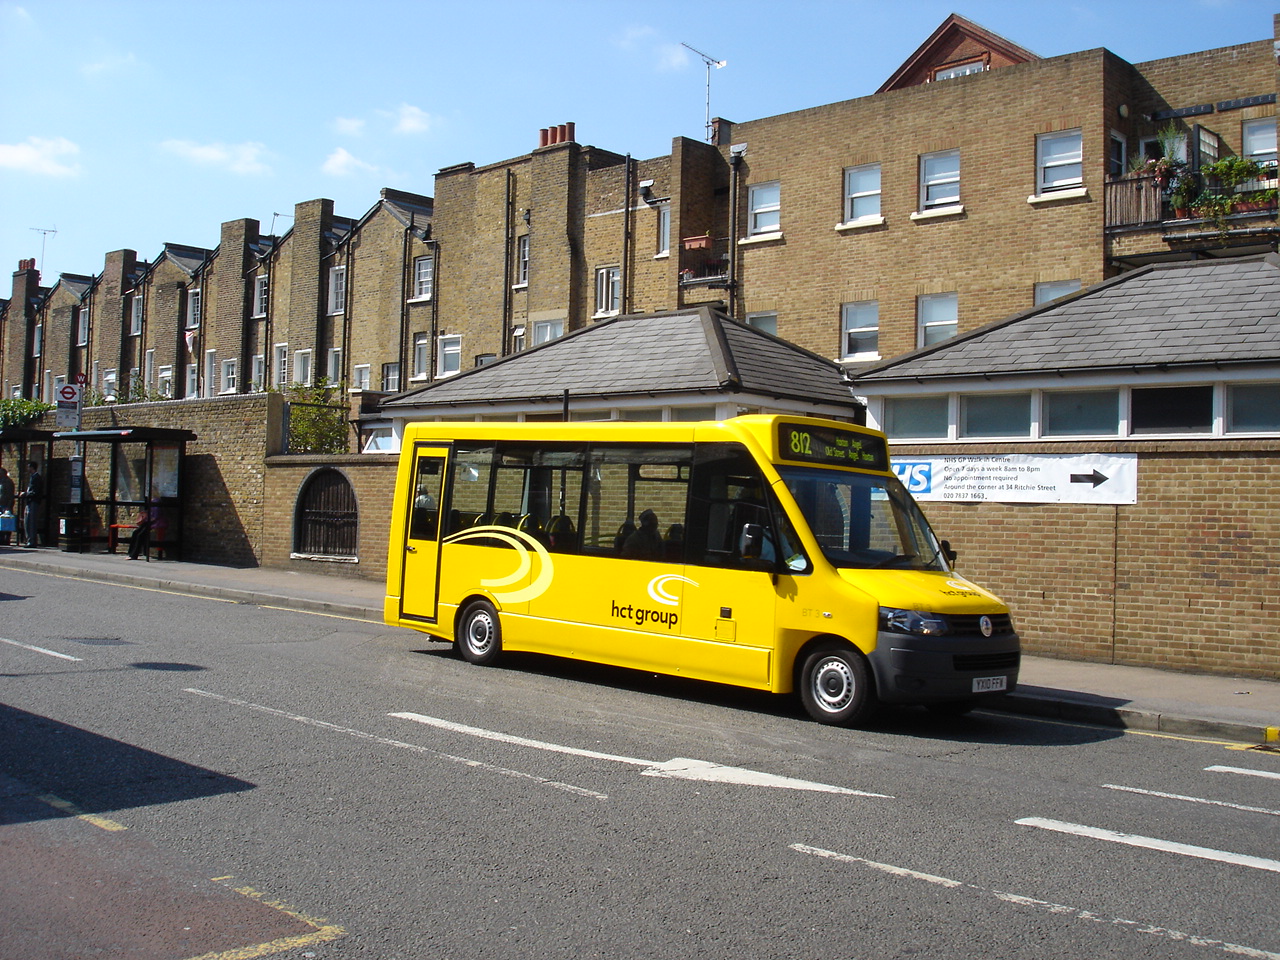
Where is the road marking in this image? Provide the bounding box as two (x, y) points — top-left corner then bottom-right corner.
(183, 689), (605, 799)
(790, 843), (1280, 960)
(36, 793), (127, 831)
(1016, 817), (1280, 874)
(0, 636), (82, 661)
(1207, 764), (1280, 782)
(1102, 783), (1280, 817)
(390, 711), (890, 796)
(187, 879), (346, 960)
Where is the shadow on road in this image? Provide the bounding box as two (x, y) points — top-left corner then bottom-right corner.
(0, 702), (253, 826)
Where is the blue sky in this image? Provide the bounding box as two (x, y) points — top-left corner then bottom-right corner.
(1, 0), (1275, 287)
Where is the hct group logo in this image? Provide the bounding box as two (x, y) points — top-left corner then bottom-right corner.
(892, 461), (932, 494)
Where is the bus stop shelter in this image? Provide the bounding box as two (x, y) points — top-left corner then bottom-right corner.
(52, 426), (197, 558)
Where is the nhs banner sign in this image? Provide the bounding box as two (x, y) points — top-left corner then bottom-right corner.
(892, 462), (933, 494)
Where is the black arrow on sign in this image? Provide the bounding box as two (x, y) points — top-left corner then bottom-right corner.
(1070, 470), (1109, 487)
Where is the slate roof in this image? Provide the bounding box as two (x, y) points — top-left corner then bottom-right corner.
(382, 306), (858, 411)
(854, 254), (1280, 385)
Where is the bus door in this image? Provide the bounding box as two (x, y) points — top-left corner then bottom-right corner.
(399, 444), (449, 623)
(677, 444), (780, 688)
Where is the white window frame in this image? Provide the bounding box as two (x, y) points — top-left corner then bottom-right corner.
(437, 334), (461, 377)
(841, 301), (880, 361)
(352, 363), (371, 391)
(656, 204), (671, 256)
(254, 275), (269, 318)
(1243, 117), (1277, 167)
(186, 288), (202, 329)
(382, 362), (400, 392)
(532, 319), (563, 345)
(512, 325), (526, 353)
(185, 363), (198, 399)
(327, 347), (342, 384)
(411, 332), (430, 380)
(32, 323), (42, 358)
(251, 354), (266, 392)
(102, 368), (117, 399)
(918, 150), (961, 212)
(293, 349), (313, 386)
(842, 163), (882, 224)
(273, 343), (289, 387)
(76, 305), (90, 346)
(917, 292), (958, 347)
(747, 181), (781, 236)
(594, 266), (621, 317)
(221, 358), (238, 394)
(934, 60), (984, 80)
(1108, 130), (1128, 179)
(204, 349), (217, 397)
(745, 312), (777, 336)
(413, 256), (434, 300)
(144, 348), (155, 387)
(130, 295), (143, 335)
(328, 266), (347, 315)
(1034, 279), (1082, 305)
(1035, 129), (1084, 196)
(514, 238), (529, 286)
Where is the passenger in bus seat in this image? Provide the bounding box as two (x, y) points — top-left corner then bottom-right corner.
(622, 509), (663, 560)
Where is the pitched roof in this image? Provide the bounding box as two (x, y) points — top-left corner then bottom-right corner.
(382, 306), (858, 411)
(877, 13), (1039, 93)
(854, 255), (1280, 385)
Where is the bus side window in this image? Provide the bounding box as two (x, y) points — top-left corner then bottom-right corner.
(409, 459), (443, 541)
(447, 444), (495, 536)
(687, 443), (779, 569)
(582, 444), (693, 560)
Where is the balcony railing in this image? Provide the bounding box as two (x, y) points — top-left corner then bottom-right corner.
(1106, 170), (1278, 229)
(678, 235), (730, 286)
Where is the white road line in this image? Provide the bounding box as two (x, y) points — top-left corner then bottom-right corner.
(1207, 765), (1280, 782)
(790, 843), (1280, 960)
(1102, 783), (1280, 817)
(0, 636), (82, 661)
(1016, 817), (1280, 874)
(183, 688), (607, 800)
(391, 710), (890, 797)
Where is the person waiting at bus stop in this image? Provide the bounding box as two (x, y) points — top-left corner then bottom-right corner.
(128, 500), (160, 560)
(17, 460), (43, 548)
(0, 466), (15, 545)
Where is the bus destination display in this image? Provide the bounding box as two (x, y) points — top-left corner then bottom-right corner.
(777, 421), (888, 471)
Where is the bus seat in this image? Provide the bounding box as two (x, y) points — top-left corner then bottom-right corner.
(547, 514), (577, 551)
(664, 522), (684, 561)
(495, 512), (517, 528)
(518, 514), (549, 545)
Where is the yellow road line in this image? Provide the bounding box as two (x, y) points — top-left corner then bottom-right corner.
(36, 793), (127, 832)
(182, 882), (346, 960)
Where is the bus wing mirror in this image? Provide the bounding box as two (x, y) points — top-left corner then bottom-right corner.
(739, 523), (764, 560)
(941, 539), (958, 564)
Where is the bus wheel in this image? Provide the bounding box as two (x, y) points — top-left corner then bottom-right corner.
(799, 644), (877, 726)
(458, 600), (502, 666)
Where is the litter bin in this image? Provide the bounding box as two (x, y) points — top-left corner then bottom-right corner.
(59, 502), (89, 553)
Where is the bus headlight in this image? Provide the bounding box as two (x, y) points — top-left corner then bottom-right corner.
(879, 607), (949, 636)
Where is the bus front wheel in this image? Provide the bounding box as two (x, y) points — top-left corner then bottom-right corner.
(798, 644), (877, 726)
(458, 600), (502, 666)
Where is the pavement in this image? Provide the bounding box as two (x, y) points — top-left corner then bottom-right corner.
(2, 544), (1278, 746)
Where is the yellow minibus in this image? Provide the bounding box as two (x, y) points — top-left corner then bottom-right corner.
(385, 415), (1019, 725)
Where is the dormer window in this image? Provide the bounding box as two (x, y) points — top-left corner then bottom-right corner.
(933, 59), (985, 81)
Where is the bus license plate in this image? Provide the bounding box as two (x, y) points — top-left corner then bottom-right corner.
(972, 676), (1007, 693)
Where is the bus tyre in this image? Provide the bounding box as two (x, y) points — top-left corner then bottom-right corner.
(458, 600), (502, 666)
(799, 644), (877, 726)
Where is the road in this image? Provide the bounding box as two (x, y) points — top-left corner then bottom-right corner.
(2, 568), (1278, 959)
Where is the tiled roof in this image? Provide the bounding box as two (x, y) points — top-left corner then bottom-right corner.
(383, 306), (857, 410)
(854, 254), (1280, 384)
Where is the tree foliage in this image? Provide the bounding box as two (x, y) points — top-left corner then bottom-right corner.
(0, 397), (53, 429)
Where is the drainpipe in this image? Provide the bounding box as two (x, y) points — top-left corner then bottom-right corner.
(503, 169), (514, 355)
(399, 218), (411, 385)
(728, 145), (744, 319)
(622, 155), (633, 314)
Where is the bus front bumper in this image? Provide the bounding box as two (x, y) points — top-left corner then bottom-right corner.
(868, 631), (1021, 705)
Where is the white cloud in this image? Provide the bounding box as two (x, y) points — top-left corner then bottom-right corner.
(161, 139), (271, 175)
(655, 43), (689, 72)
(614, 26), (691, 72)
(334, 116), (365, 136)
(392, 103), (433, 135)
(0, 136), (80, 176)
(322, 147), (378, 177)
(82, 51), (139, 77)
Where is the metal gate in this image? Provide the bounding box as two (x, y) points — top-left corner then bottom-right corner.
(294, 468), (358, 558)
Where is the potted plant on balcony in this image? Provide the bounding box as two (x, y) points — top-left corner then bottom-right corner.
(1169, 171), (1199, 218)
(682, 234), (712, 251)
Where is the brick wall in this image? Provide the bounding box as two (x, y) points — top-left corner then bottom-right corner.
(261, 453), (398, 579)
(894, 439), (1280, 678)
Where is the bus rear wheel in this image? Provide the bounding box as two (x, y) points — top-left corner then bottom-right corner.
(798, 643), (877, 726)
(458, 599), (502, 666)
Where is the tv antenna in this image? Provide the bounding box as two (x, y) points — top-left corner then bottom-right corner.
(682, 42), (726, 142)
(29, 225), (57, 267)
